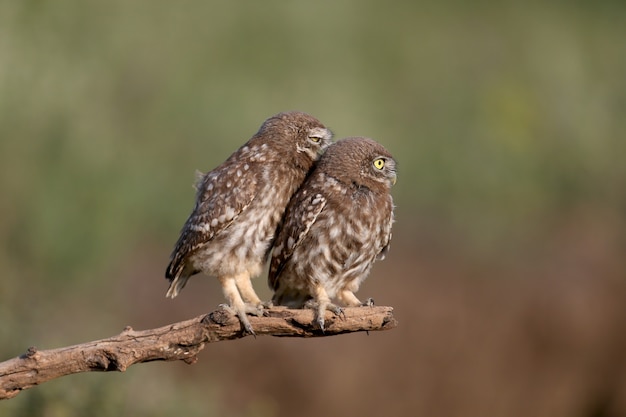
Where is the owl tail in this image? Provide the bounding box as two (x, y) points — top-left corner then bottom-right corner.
(165, 255), (194, 298)
(165, 273), (190, 298)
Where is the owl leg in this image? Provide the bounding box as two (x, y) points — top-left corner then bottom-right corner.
(234, 272), (264, 315)
(307, 284), (344, 331)
(338, 289), (374, 307)
(218, 274), (256, 335)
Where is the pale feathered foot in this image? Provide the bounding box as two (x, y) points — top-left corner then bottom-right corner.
(235, 273), (264, 312)
(218, 303), (260, 336)
(304, 299), (345, 332)
(218, 274), (264, 336)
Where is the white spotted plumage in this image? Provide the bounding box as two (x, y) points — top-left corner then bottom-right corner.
(165, 111), (332, 335)
(269, 137), (397, 329)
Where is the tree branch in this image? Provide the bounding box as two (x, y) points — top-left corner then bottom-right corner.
(0, 306), (397, 400)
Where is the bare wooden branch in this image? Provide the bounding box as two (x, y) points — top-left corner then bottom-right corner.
(0, 306), (396, 400)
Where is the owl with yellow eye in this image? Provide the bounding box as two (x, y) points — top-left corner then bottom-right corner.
(268, 137), (397, 330)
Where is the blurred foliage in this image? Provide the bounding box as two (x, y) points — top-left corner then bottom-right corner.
(1, 1), (625, 416)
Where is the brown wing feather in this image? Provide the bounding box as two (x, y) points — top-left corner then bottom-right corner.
(376, 198), (394, 261)
(268, 189), (326, 290)
(165, 161), (259, 281)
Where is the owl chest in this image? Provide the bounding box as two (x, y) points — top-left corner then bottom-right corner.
(299, 193), (391, 282)
(335, 193), (390, 251)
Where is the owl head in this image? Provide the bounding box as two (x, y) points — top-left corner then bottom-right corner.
(318, 136), (397, 191)
(252, 111), (333, 163)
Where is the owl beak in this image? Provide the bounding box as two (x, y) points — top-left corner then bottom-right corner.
(390, 173), (397, 186)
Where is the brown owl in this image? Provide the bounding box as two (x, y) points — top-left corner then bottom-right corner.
(268, 136), (396, 330)
(166, 111), (333, 335)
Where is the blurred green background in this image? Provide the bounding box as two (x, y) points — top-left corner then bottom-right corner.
(1, 1), (626, 416)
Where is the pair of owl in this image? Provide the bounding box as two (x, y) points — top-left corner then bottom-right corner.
(165, 111), (397, 334)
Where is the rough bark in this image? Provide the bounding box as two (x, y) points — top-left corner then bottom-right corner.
(0, 306), (397, 400)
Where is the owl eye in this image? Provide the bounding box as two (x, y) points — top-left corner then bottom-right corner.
(373, 158), (385, 170)
(309, 136), (322, 143)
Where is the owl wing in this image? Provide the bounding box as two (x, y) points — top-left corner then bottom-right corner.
(268, 191), (327, 290)
(377, 219), (393, 261)
(165, 164), (259, 280)
(376, 198), (395, 261)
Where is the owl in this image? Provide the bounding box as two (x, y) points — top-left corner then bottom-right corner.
(268, 136), (397, 330)
(166, 111), (333, 335)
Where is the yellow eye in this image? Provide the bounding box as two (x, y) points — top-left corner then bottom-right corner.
(310, 136), (321, 143)
(373, 158), (385, 170)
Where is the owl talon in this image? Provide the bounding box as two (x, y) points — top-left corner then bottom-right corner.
(317, 305), (344, 331)
(245, 303), (264, 317)
(217, 304), (257, 336)
(237, 312), (256, 337)
(306, 300), (345, 331)
(362, 298), (375, 307)
(331, 305), (345, 320)
(316, 315), (326, 332)
(218, 303), (233, 312)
